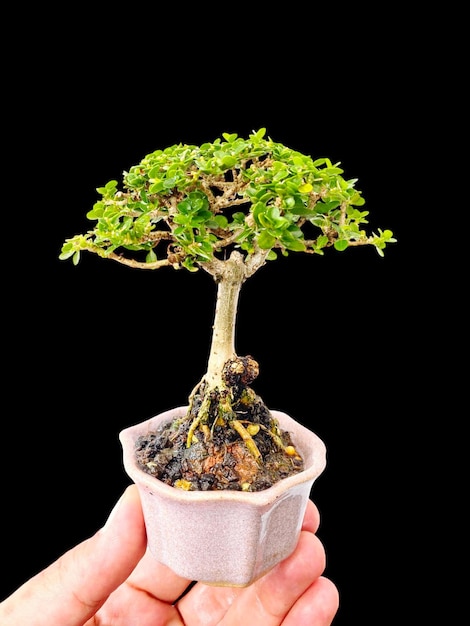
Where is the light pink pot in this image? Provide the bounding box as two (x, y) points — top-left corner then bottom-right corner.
(119, 406), (326, 587)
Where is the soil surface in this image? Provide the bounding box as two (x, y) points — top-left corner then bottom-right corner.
(134, 357), (305, 492)
(135, 413), (303, 492)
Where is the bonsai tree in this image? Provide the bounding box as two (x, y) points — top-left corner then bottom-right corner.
(60, 128), (396, 491)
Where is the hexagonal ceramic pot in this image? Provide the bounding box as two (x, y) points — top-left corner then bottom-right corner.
(119, 405), (326, 587)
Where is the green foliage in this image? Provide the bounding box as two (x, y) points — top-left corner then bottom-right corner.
(60, 128), (396, 270)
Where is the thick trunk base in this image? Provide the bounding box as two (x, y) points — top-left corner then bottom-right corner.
(135, 357), (305, 492)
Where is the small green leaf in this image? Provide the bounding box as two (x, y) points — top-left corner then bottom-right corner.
(86, 201), (105, 220)
(177, 200), (192, 215)
(213, 215), (229, 229)
(334, 239), (349, 251)
(288, 197), (311, 216)
(146, 249), (157, 263)
(316, 235), (329, 249)
(182, 257), (199, 272)
(222, 132), (238, 142)
(149, 180), (164, 193)
(266, 249), (277, 261)
(58, 248), (74, 260)
(316, 200), (341, 214)
(251, 128), (266, 141)
(258, 231), (276, 249)
(222, 155), (237, 168)
(163, 176), (177, 189)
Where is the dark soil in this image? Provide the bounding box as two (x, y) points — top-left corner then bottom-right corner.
(134, 356), (305, 492)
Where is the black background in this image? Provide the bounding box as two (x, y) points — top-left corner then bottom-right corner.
(2, 9), (439, 625)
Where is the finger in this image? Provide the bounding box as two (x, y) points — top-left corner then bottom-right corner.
(177, 582), (243, 626)
(178, 530), (327, 626)
(125, 547), (193, 603)
(249, 530), (327, 623)
(93, 557), (190, 626)
(283, 576), (340, 625)
(0, 485), (146, 626)
(302, 499), (321, 534)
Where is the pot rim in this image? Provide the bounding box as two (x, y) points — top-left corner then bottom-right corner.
(119, 405), (326, 505)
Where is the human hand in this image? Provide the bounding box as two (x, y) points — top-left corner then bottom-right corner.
(0, 485), (339, 625)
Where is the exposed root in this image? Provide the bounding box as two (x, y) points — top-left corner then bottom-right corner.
(229, 418), (262, 464)
(184, 355), (286, 465)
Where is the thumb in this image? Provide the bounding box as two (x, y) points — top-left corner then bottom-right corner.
(0, 485), (147, 626)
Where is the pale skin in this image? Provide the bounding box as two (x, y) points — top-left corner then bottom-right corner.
(0, 485), (339, 625)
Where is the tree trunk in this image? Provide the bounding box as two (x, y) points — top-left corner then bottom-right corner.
(205, 251), (245, 388)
